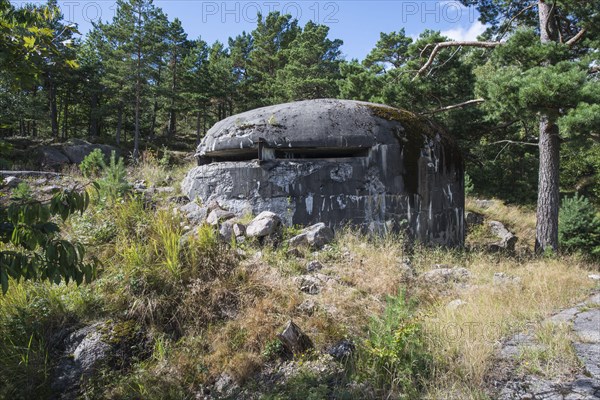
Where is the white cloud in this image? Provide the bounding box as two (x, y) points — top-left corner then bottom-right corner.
(441, 21), (486, 42)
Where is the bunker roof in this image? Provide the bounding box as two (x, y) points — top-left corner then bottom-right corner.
(196, 99), (453, 159)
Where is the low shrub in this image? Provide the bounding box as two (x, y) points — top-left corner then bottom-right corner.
(11, 181), (33, 201)
(79, 149), (106, 178)
(355, 292), (431, 399)
(559, 194), (600, 257)
(97, 151), (129, 203)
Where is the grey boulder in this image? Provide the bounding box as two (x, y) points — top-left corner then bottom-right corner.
(246, 211), (282, 238)
(288, 223), (334, 249)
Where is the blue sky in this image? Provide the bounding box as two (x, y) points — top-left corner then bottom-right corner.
(14, 0), (485, 60)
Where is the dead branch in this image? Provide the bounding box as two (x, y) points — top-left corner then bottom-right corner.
(566, 28), (586, 47)
(487, 140), (538, 147)
(498, 3), (537, 41)
(421, 98), (485, 115)
(414, 41), (502, 80)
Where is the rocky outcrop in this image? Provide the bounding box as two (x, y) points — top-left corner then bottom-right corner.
(52, 323), (112, 398)
(490, 293), (600, 400)
(51, 320), (147, 399)
(38, 140), (118, 170)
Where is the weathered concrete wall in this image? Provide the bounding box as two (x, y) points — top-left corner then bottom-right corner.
(182, 99), (464, 247)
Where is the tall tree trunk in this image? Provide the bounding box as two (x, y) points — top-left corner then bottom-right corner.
(134, 77), (141, 161)
(535, 0), (560, 253)
(195, 110), (201, 144)
(89, 92), (99, 139)
(150, 64), (161, 140)
(48, 79), (59, 137)
(168, 60), (177, 137)
(116, 104), (123, 145)
(62, 90), (69, 140)
(32, 86), (38, 137)
(133, 9), (141, 162)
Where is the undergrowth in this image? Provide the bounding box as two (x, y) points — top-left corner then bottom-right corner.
(0, 156), (597, 400)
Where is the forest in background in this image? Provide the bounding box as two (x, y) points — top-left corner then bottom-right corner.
(1, 0), (599, 207)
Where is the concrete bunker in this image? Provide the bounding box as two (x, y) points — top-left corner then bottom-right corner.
(182, 99), (464, 247)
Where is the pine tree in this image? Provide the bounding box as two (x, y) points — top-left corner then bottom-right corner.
(276, 21), (342, 101)
(164, 18), (190, 137)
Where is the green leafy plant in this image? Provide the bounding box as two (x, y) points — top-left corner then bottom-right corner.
(79, 148), (107, 178)
(12, 182), (33, 201)
(559, 194), (600, 257)
(356, 292), (431, 398)
(0, 188), (97, 294)
(159, 146), (171, 167)
(262, 338), (285, 360)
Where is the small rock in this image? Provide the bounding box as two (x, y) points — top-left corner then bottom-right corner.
(288, 223), (334, 249)
(154, 186), (175, 194)
(475, 199), (496, 209)
(306, 260), (324, 272)
(219, 222), (234, 242)
(465, 211), (484, 228)
(51, 322), (112, 396)
(133, 180), (147, 191)
(232, 223), (246, 237)
(488, 221), (518, 251)
(41, 185), (61, 194)
(179, 202), (208, 225)
(213, 372), (238, 396)
(327, 339), (355, 361)
(420, 266), (471, 285)
(588, 274), (600, 281)
(235, 248), (246, 257)
(398, 259), (415, 281)
(277, 320), (313, 356)
(296, 299), (317, 315)
(206, 209), (235, 226)
(3, 176), (22, 188)
(297, 275), (322, 294)
(493, 272), (522, 286)
(447, 299), (467, 311)
(246, 211), (282, 238)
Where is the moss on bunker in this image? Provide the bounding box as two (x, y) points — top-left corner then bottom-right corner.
(364, 104), (435, 139)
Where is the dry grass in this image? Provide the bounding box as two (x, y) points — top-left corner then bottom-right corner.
(420, 251), (597, 398)
(518, 321), (581, 379)
(200, 229), (413, 382)
(466, 197), (537, 250)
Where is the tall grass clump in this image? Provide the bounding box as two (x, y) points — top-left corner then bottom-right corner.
(355, 292), (431, 399)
